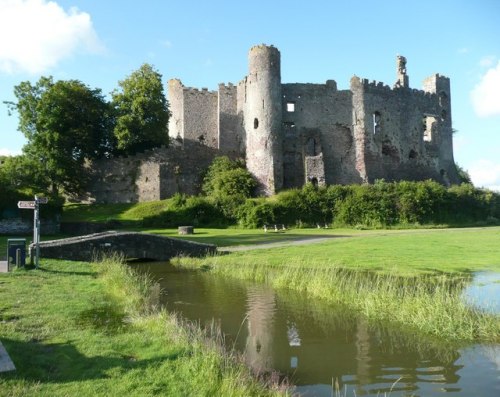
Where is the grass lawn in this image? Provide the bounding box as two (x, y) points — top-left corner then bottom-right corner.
(3, 226), (499, 273)
(140, 226), (500, 274)
(62, 202), (166, 223)
(216, 226), (500, 274)
(0, 259), (286, 396)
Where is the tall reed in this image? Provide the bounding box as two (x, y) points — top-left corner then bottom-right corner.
(174, 255), (500, 343)
(98, 255), (290, 396)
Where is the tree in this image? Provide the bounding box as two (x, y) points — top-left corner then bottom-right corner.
(202, 156), (256, 199)
(6, 77), (113, 196)
(111, 63), (169, 154)
(455, 163), (472, 185)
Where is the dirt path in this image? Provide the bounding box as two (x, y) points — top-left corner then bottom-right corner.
(218, 236), (342, 252)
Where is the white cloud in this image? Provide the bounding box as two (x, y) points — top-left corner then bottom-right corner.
(161, 39), (172, 48)
(0, 148), (21, 156)
(479, 55), (496, 68)
(469, 159), (500, 192)
(471, 61), (500, 117)
(0, 0), (104, 74)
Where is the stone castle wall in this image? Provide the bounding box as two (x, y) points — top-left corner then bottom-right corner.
(88, 142), (223, 203)
(88, 45), (459, 204)
(244, 45), (284, 195)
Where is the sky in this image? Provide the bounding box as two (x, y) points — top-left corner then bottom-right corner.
(1, 0), (499, 190)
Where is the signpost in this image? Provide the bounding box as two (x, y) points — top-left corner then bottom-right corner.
(17, 195), (48, 269)
(17, 201), (36, 209)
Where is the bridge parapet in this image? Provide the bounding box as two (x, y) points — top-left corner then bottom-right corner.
(33, 231), (216, 262)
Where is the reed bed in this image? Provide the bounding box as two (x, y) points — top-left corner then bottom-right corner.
(174, 255), (500, 343)
(98, 255), (290, 396)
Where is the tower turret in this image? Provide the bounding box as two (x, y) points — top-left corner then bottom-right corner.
(394, 55), (409, 88)
(244, 45), (283, 195)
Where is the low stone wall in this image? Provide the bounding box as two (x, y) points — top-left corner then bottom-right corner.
(0, 218), (60, 235)
(36, 231), (216, 262)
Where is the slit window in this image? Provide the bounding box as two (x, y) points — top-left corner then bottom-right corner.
(372, 111), (381, 134)
(254, 118), (259, 129)
(287, 102), (295, 112)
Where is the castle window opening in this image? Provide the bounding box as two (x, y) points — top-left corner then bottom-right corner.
(423, 115), (437, 142)
(439, 91), (448, 107)
(441, 109), (447, 121)
(373, 111), (382, 134)
(254, 118), (259, 129)
(306, 137), (319, 156)
(287, 102), (295, 112)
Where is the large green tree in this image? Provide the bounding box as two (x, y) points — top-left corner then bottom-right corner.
(6, 77), (112, 196)
(111, 63), (169, 154)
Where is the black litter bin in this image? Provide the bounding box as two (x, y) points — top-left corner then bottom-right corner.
(7, 238), (26, 269)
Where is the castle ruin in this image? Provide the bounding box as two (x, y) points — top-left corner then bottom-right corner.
(89, 45), (458, 203)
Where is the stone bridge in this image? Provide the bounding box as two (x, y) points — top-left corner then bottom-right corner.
(34, 231), (216, 262)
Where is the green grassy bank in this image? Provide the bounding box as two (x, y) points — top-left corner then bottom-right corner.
(0, 258), (288, 396)
(174, 227), (500, 343)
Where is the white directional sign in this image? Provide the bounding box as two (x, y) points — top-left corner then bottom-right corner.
(17, 201), (36, 209)
(17, 196), (49, 269)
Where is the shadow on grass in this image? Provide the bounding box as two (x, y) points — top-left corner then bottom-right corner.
(75, 303), (127, 335)
(1, 337), (185, 383)
(37, 266), (98, 277)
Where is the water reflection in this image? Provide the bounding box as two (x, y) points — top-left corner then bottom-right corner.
(463, 271), (500, 314)
(133, 263), (500, 397)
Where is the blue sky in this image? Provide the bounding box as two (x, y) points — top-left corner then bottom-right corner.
(1, 0), (499, 190)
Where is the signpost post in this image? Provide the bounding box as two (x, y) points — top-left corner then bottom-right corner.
(17, 196), (48, 269)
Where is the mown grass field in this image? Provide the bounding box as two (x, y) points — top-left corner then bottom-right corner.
(3, 226), (500, 273)
(202, 226), (500, 274)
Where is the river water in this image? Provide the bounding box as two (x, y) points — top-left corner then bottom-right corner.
(133, 263), (500, 397)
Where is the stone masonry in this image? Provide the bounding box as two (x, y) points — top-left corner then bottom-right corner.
(89, 44), (459, 203)
(168, 44), (459, 195)
(35, 231), (216, 262)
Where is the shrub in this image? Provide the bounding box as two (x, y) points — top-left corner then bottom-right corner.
(202, 156), (256, 199)
(142, 195), (230, 228)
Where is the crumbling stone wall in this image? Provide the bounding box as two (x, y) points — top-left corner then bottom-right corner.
(88, 142), (222, 203)
(281, 82), (360, 187)
(351, 73), (457, 184)
(167, 44), (458, 196)
(218, 83), (242, 154)
(88, 44), (459, 204)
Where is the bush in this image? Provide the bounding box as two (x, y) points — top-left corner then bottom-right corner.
(202, 156), (256, 199)
(142, 195), (231, 228)
(333, 183), (398, 227)
(235, 199), (279, 228)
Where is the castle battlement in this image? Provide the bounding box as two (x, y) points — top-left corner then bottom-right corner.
(166, 45), (458, 195)
(85, 45), (453, 205)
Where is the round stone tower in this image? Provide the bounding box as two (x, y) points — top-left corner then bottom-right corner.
(244, 45), (283, 195)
